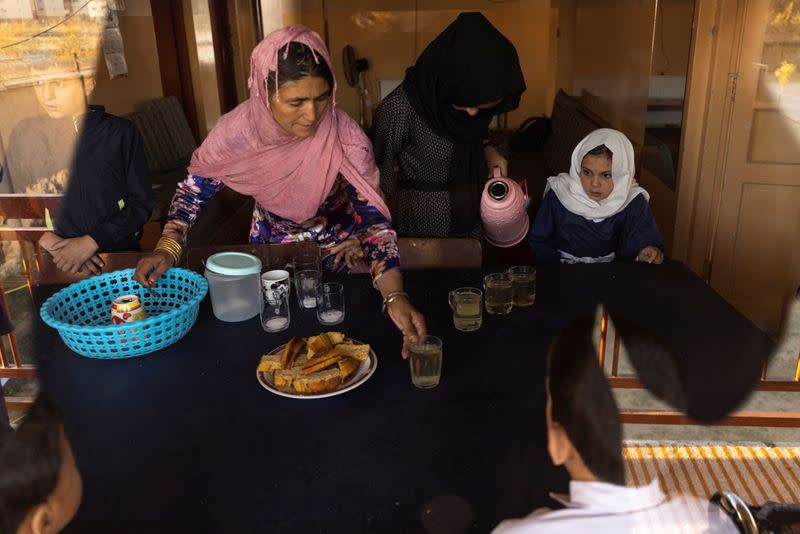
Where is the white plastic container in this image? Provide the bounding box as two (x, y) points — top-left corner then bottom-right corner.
(204, 252), (262, 322)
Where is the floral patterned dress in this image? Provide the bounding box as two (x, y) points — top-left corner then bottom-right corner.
(164, 173), (400, 282)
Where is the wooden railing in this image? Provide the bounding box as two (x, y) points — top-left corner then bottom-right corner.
(0, 195), (64, 409)
(599, 308), (800, 427)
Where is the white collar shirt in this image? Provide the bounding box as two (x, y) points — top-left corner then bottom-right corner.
(492, 479), (738, 534)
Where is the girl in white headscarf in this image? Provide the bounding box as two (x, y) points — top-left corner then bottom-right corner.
(528, 128), (664, 264)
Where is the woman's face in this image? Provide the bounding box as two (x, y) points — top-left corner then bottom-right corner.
(451, 98), (503, 117)
(269, 76), (331, 138)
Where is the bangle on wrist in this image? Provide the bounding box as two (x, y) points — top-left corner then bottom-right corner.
(155, 237), (182, 265)
(382, 291), (409, 316)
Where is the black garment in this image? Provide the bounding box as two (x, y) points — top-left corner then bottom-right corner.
(373, 86), (458, 237)
(395, 12), (525, 236)
(0, 106), (153, 251)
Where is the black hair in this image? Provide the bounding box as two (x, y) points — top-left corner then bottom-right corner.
(0, 393), (65, 533)
(266, 42), (334, 98)
(586, 144), (613, 159)
(547, 316), (625, 485)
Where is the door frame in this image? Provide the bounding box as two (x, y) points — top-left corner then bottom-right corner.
(672, 0), (747, 278)
(150, 0), (201, 142)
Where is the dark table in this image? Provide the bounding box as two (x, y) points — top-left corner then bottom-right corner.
(33, 261), (773, 533)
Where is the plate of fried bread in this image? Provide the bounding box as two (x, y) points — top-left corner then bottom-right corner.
(256, 332), (377, 399)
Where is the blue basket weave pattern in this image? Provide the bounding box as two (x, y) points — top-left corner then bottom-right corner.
(40, 268), (208, 359)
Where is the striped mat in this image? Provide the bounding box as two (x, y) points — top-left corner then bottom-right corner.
(624, 442), (800, 504)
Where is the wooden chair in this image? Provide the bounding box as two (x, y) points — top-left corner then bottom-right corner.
(29, 251), (145, 286)
(187, 239), (483, 273)
(0, 195), (62, 240)
(0, 195), (63, 410)
(397, 238), (482, 270)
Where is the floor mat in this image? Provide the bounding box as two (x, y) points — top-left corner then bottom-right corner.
(624, 441), (800, 504)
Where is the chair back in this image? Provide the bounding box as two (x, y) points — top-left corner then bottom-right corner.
(398, 238), (482, 270)
(0, 195), (62, 241)
(30, 251), (145, 286)
(186, 242), (320, 273)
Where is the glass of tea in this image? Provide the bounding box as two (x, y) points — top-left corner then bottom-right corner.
(408, 335), (443, 389)
(508, 266), (536, 307)
(483, 273), (513, 315)
(448, 287), (482, 332)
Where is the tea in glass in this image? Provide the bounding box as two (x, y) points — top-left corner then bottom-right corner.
(448, 287), (482, 332)
(508, 266), (536, 307)
(409, 335), (443, 389)
(483, 273), (513, 315)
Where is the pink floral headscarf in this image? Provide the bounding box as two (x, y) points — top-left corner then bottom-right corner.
(188, 25), (390, 223)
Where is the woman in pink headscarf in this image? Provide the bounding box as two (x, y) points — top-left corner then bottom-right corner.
(134, 26), (425, 355)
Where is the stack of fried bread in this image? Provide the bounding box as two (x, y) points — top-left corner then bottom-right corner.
(257, 332), (371, 394)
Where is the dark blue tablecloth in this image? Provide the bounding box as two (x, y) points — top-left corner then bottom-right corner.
(32, 261), (773, 533)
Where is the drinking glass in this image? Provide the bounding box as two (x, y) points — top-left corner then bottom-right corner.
(316, 282), (345, 326)
(483, 273), (513, 315)
(296, 269), (321, 309)
(408, 335), (443, 389)
(287, 251), (320, 274)
(260, 277), (290, 333)
(448, 287), (482, 332)
(508, 266), (536, 307)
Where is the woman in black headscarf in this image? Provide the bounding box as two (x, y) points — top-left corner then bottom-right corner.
(373, 12), (526, 238)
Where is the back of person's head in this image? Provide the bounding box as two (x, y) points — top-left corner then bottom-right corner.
(546, 316), (625, 485)
(266, 41), (334, 98)
(0, 393), (82, 534)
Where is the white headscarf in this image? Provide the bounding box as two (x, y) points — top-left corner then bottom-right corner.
(545, 128), (649, 222)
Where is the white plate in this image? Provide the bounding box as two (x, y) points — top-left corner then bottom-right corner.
(256, 338), (378, 400)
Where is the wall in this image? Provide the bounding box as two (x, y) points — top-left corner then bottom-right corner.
(91, 0), (163, 116)
(261, 0), (304, 33)
(651, 0), (695, 75)
(184, 0), (222, 138)
(297, 1), (552, 128)
(569, 0), (657, 145)
(552, 3), (576, 110)
(229, 0), (260, 104)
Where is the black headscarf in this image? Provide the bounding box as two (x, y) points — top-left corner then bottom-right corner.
(403, 12), (526, 235)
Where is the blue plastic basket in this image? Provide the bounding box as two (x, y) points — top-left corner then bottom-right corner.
(40, 268), (208, 359)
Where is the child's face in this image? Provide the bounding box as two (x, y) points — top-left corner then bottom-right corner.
(579, 154), (613, 201)
(33, 76), (89, 120)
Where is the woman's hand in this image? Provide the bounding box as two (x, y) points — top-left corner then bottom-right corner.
(484, 144), (508, 178)
(49, 235), (99, 274)
(328, 236), (364, 268)
(134, 251), (175, 288)
(636, 246), (664, 264)
(387, 295), (427, 359)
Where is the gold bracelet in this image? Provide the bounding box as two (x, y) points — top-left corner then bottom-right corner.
(155, 237), (183, 265)
(382, 291), (409, 316)
(155, 241), (181, 260)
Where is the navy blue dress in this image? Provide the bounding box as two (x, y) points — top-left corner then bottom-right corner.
(528, 190), (663, 264)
